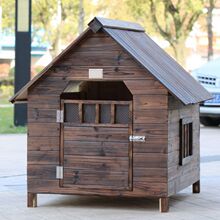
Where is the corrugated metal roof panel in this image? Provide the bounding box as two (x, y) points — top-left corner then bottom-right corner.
(104, 28), (212, 105)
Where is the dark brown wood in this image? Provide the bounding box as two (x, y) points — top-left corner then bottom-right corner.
(28, 151), (59, 164)
(28, 123), (60, 137)
(52, 66), (148, 80)
(134, 109), (167, 124)
(63, 100), (131, 104)
(193, 180), (200, 193)
(61, 100), (132, 191)
(15, 25), (202, 211)
(28, 136), (59, 151)
(124, 80), (167, 95)
(64, 141), (128, 157)
(27, 178), (167, 197)
(28, 164), (56, 179)
(64, 126), (129, 142)
(168, 96), (200, 196)
(64, 169), (128, 189)
(27, 193), (37, 208)
(128, 102), (133, 189)
(59, 100), (64, 187)
(159, 197), (169, 212)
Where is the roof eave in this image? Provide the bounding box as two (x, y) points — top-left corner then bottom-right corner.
(10, 99), (27, 104)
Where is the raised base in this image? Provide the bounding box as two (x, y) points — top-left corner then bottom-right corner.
(28, 193), (37, 207)
(193, 180), (200, 193)
(159, 197), (169, 212)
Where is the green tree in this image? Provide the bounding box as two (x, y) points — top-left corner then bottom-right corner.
(32, 0), (79, 56)
(206, 0), (216, 61)
(127, 0), (204, 66)
(0, 0), (15, 34)
(32, 0), (99, 57)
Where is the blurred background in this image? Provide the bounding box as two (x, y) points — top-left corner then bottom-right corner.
(0, 0), (220, 133)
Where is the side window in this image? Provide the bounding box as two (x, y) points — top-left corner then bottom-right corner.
(179, 117), (193, 165)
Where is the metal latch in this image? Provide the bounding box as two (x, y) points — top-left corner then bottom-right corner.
(129, 135), (145, 142)
(56, 166), (63, 179)
(56, 110), (64, 123)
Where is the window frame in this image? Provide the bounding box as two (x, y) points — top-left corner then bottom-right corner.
(179, 117), (193, 166)
(62, 100), (131, 127)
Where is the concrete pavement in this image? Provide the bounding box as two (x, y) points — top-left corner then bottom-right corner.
(0, 127), (220, 220)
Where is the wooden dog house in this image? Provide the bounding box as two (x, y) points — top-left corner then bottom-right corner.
(10, 17), (212, 212)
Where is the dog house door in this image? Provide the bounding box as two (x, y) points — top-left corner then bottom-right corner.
(60, 100), (132, 190)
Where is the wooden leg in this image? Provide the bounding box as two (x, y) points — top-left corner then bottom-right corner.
(159, 197), (169, 212)
(28, 193), (37, 208)
(193, 180), (200, 193)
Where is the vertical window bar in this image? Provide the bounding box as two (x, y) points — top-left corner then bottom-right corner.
(187, 124), (190, 156)
(182, 124), (185, 159)
(189, 123), (193, 155)
(95, 104), (99, 124)
(111, 104), (115, 124)
(185, 124), (188, 157)
(79, 103), (83, 123)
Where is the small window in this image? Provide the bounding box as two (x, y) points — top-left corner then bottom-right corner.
(115, 104), (129, 124)
(64, 103), (79, 123)
(83, 104), (96, 123)
(179, 118), (193, 165)
(100, 104), (111, 123)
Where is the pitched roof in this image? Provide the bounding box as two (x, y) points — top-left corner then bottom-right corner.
(10, 17), (212, 104)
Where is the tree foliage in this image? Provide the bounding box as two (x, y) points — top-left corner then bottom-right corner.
(0, 0), (15, 34)
(32, 0), (79, 56)
(127, 0), (204, 65)
(206, 0), (217, 60)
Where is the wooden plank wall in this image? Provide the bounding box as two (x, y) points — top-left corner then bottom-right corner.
(167, 95), (200, 196)
(27, 30), (169, 197)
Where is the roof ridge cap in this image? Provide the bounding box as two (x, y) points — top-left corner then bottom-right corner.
(88, 17), (145, 33)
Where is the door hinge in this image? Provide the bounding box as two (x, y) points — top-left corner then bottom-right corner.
(56, 166), (63, 179)
(56, 110), (64, 123)
(129, 135), (145, 142)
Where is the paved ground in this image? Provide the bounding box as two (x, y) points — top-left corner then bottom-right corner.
(0, 127), (220, 220)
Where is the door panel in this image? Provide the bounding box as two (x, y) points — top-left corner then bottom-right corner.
(64, 126), (129, 142)
(60, 100), (132, 190)
(64, 141), (129, 157)
(64, 168), (128, 189)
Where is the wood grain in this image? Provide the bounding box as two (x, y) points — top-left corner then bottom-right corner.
(26, 30), (172, 199)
